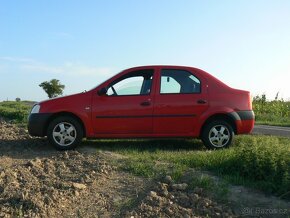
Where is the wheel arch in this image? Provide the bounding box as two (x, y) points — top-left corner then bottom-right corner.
(200, 113), (237, 137)
(44, 112), (86, 137)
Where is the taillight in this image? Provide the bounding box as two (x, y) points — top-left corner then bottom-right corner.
(249, 93), (252, 110)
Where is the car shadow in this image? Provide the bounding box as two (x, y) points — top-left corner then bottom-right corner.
(82, 138), (206, 152)
(0, 137), (205, 159)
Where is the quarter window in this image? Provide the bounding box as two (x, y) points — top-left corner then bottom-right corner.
(160, 69), (201, 94)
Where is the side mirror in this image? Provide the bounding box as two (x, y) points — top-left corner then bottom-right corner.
(97, 87), (107, 96)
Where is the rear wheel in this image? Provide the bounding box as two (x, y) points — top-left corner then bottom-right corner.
(47, 116), (83, 150)
(201, 120), (234, 149)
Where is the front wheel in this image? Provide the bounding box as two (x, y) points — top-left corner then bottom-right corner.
(47, 116), (83, 150)
(201, 120), (234, 149)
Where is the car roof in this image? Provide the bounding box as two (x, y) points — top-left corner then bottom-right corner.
(126, 65), (199, 70)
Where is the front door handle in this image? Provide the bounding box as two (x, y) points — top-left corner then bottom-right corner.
(140, 101), (151, 106)
(197, 99), (207, 104)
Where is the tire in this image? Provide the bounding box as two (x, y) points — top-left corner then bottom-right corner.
(201, 120), (234, 149)
(47, 116), (83, 150)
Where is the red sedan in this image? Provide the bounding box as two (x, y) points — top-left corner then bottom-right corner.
(28, 65), (255, 150)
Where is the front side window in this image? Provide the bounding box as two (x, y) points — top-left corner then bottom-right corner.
(107, 69), (153, 96)
(160, 69), (201, 94)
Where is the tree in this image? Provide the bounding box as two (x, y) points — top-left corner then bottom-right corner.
(39, 79), (65, 98)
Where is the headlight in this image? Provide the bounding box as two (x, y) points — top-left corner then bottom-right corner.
(31, 104), (41, 114)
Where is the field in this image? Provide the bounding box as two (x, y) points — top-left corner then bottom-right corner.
(113, 136), (289, 198)
(0, 101), (33, 123)
(0, 123), (289, 217)
(0, 100), (289, 216)
(253, 94), (290, 126)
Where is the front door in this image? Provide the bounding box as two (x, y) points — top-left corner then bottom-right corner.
(153, 68), (209, 135)
(92, 69), (155, 135)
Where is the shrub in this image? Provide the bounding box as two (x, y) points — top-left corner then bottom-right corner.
(253, 94), (290, 125)
(218, 136), (290, 197)
(0, 101), (32, 123)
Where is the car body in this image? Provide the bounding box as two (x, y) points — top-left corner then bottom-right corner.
(28, 65), (255, 150)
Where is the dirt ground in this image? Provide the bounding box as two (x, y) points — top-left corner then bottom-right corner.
(0, 121), (289, 217)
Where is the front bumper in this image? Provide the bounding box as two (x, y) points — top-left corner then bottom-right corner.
(28, 113), (52, 137)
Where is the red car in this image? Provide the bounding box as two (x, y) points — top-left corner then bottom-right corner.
(28, 65), (254, 150)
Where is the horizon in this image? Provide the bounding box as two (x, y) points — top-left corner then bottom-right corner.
(1, 1), (290, 101)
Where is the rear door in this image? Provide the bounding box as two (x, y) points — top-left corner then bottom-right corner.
(153, 68), (209, 135)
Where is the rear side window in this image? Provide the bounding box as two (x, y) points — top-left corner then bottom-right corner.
(160, 69), (201, 94)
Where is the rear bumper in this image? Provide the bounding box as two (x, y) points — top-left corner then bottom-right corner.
(230, 110), (255, 134)
(28, 113), (52, 137)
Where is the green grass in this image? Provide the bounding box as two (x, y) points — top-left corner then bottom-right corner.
(189, 174), (230, 201)
(86, 135), (290, 199)
(253, 94), (290, 126)
(255, 120), (290, 127)
(0, 101), (33, 123)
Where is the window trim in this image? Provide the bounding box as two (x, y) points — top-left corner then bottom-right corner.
(159, 69), (202, 95)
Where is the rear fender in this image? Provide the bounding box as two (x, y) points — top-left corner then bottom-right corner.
(196, 107), (236, 135)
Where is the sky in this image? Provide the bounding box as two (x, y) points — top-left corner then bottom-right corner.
(0, 0), (290, 101)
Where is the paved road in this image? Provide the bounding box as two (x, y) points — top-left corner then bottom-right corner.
(253, 125), (290, 138)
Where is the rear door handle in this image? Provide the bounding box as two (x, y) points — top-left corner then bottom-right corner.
(140, 101), (151, 106)
(197, 99), (207, 104)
